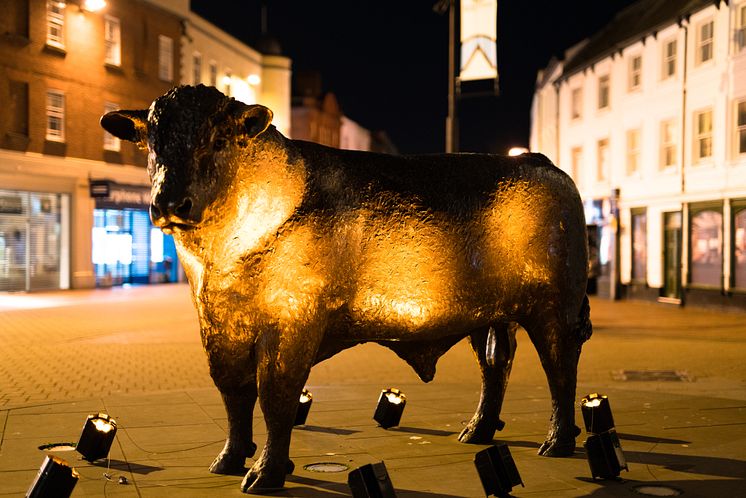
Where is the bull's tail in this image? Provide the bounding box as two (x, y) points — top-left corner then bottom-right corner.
(573, 294), (592, 344)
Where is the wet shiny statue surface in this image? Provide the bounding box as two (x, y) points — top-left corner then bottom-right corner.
(101, 85), (592, 494)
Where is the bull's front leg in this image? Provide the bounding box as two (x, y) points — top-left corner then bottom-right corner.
(242, 323), (323, 494)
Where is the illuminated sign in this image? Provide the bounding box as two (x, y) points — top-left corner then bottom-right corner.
(460, 0), (498, 82)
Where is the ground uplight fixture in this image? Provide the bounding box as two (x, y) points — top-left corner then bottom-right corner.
(347, 461), (397, 498)
(584, 429), (628, 479)
(474, 443), (524, 497)
(76, 413), (117, 462)
(26, 455), (79, 498)
(581, 392), (615, 434)
(295, 388), (313, 426)
(373, 388), (406, 429)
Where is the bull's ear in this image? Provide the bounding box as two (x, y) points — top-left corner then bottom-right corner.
(100, 109), (148, 144)
(241, 105), (273, 138)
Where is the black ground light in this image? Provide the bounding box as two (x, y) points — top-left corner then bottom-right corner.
(26, 455), (79, 498)
(584, 429), (628, 479)
(580, 393), (615, 434)
(76, 413), (117, 462)
(295, 388), (313, 426)
(373, 388), (406, 429)
(474, 443), (524, 497)
(348, 461), (397, 498)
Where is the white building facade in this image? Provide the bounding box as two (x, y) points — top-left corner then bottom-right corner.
(530, 0), (746, 309)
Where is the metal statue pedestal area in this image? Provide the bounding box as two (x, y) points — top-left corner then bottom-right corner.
(101, 85), (592, 494)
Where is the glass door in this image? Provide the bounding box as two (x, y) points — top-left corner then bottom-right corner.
(662, 211), (682, 301)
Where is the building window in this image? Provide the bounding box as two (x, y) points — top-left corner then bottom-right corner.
(223, 68), (232, 96)
(694, 108), (713, 162)
(209, 60), (218, 86)
(104, 15), (121, 66)
(690, 207), (722, 287)
(571, 146), (582, 187)
(736, 100), (746, 156)
(103, 102), (120, 151)
(626, 128), (640, 175)
(598, 74), (610, 109)
(660, 119), (677, 168)
(597, 138), (609, 181)
(662, 38), (677, 79)
(158, 35), (173, 82)
(696, 19), (714, 65)
(737, 5), (746, 52)
(631, 209), (647, 282)
(9, 80), (29, 136)
(734, 205), (746, 289)
(571, 87), (582, 119)
(45, 89), (65, 142)
(628, 55), (642, 91)
(46, 0), (65, 49)
(192, 52), (202, 85)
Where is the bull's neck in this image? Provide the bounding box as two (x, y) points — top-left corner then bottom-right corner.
(176, 134), (307, 293)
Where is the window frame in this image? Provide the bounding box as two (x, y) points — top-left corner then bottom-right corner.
(158, 35), (174, 82)
(736, 4), (746, 53)
(662, 38), (677, 79)
(103, 102), (120, 151)
(104, 15), (121, 66)
(626, 128), (641, 175)
(631, 208), (648, 283)
(688, 203), (724, 289)
(192, 52), (202, 85)
(46, 0), (65, 50)
(596, 138), (609, 182)
(735, 99), (746, 158)
(695, 18), (714, 66)
(209, 60), (218, 87)
(45, 89), (65, 142)
(571, 87), (583, 120)
(693, 107), (713, 162)
(628, 54), (642, 91)
(731, 200), (746, 290)
(570, 146), (583, 187)
(660, 118), (677, 169)
(597, 74), (610, 110)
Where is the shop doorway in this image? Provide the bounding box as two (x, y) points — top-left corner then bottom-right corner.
(661, 211), (682, 302)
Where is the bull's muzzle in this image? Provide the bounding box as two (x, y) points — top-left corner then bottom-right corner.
(150, 197), (201, 234)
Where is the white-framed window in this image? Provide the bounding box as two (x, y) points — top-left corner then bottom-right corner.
(46, 89), (65, 142)
(662, 38), (677, 79)
(598, 74), (610, 110)
(103, 102), (120, 151)
(158, 35), (173, 82)
(192, 52), (202, 85)
(628, 54), (642, 91)
(571, 87), (582, 119)
(737, 100), (746, 156)
(660, 119), (677, 169)
(597, 138), (609, 181)
(46, 0), (65, 49)
(737, 4), (746, 52)
(223, 68), (232, 96)
(694, 108), (713, 162)
(626, 128), (641, 175)
(104, 15), (121, 66)
(570, 146), (583, 187)
(696, 19), (714, 65)
(209, 60), (218, 87)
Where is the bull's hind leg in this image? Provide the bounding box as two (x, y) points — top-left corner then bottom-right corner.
(209, 384), (258, 474)
(522, 297), (590, 457)
(459, 322), (518, 444)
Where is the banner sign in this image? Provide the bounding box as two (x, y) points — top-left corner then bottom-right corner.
(90, 180), (151, 209)
(460, 0), (498, 82)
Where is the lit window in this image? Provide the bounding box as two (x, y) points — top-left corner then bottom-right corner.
(209, 60), (218, 87)
(597, 138), (609, 181)
(104, 16), (121, 66)
(571, 146), (582, 187)
(571, 87), (582, 119)
(631, 210), (647, 282)
(46, 0), (65, 49)
(46, 89), (65, 142)
(696, 19), (714, 65)
(598, 74), (610, 109)
(733, 207), (746, 289)
(662, 39), (677, 79)
(628, 55), (642, 91)
(626, 128), (640, 175)
(737, 100), (746, 156)
(192, 52), (202, 85)
(103, 102), (120, 151)
(694, 108), (713, 161)
(737, 5), (746, 52)
(690, 208), (722, 287)
(158, 35), (173, 82)
(223, 68), (232, 96)
(660, 119), (677, 168)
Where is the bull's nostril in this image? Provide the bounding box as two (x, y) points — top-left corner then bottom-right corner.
(175, 198), (193, 219)
(150, 203), (162, 221)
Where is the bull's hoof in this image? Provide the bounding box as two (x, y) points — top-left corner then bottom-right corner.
(457, 417), (504, 444)
(209, 442), (257, 475)
(537, 426), (580, 457)
(240, 459), (294, 494)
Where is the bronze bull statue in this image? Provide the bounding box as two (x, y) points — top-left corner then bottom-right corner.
(101, 85), (591, 494)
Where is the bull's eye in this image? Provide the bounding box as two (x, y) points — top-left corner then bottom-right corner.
(214, 138), (229, 151)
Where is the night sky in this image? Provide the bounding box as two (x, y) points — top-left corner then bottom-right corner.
(190, 1), (637, 154)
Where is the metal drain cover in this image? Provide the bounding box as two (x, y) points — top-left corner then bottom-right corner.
(612, 370), (693, 382)
(632, 485), (683, 496)
(303, 462), (349, 473)
(38, 443), (77, 451)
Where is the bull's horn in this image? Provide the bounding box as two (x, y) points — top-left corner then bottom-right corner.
(100, 110), (148, 144)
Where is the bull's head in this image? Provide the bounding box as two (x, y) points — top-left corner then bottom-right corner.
(100, 85), (273, 235)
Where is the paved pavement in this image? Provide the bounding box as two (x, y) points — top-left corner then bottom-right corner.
(0, 285), (744, 497)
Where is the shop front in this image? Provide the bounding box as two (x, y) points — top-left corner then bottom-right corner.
(90, 181), (178, 287)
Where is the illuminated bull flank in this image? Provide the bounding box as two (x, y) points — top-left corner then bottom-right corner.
(101, 85), (592, 494)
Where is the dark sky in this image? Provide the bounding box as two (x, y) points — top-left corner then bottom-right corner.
(190, 1), (637, 154)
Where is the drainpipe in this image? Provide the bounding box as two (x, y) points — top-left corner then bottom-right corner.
(554, 79), (561, 166)
(680, 18), (689, 301)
